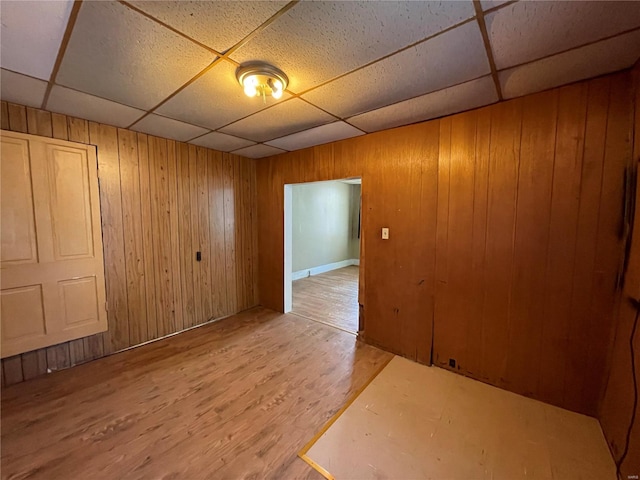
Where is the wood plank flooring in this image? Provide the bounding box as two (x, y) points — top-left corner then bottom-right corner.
(0, 307), (392, 480)
(292, 266), (359, 333)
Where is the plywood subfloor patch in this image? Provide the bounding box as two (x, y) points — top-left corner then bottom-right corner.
(292, 266), (359, 333)
(302, 356), (615, 480)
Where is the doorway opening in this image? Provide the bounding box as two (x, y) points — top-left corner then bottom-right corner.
(284, 178), (362, 334)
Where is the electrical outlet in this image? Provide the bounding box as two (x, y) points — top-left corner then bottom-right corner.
(382, 227), (389, 240)
(449, 358), (456, 368)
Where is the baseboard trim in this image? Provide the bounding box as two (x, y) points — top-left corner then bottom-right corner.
(292, 259), (359, 280)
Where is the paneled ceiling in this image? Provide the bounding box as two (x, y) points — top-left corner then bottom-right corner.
(1, 1), (639, 158)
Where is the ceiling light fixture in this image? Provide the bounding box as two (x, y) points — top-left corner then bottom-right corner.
(236, 62), (288, 102)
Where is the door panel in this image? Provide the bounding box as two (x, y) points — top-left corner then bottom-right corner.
(0, 130), (107, 358)
(1, 285), (46, 340)
(0, 138), (37, 266)
(59, 276), (99, 329)
(48, 145), (94, 260)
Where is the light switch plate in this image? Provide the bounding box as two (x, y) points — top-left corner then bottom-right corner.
(382, 227), (389, 240)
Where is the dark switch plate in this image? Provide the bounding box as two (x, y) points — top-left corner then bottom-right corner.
(196, 251), (202, 261)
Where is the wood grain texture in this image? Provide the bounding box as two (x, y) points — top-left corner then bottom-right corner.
(599, 60), (640, 480)
(211, 152), (227, 317)
(292, 266), (359, 333)
(89, 122), (128, 354)
(0, 307), (392, 479)
(1, 101), (259, 386)
(256, 71), (634, 416)
(118, 128), (148, 346)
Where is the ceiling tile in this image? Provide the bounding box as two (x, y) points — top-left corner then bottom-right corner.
(0, 0), (73, 80)
(500, 29), (640, 100)
(0, 69), (48, 108)
(480, 0), (510, 11)
(266, 122), (364, 151)
(219, 99), (335, 143)
(189, 132), (255, 152)
(230, 1), (475, 92)
(302, 22), (490, 118)
(130, 114), (209, 142)
(129, 1), (288, 53)
(47, 86), (145, 128)
(486, 1), (640, 70)
(156, 61), (290, 130)
(56, 1), (215, 110)
(232, 144), (286, 159)
(348, 76), (498, 133)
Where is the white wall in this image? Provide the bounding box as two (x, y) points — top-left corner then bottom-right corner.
(349, 184), (361, 260)
(292, 181), (360, 272)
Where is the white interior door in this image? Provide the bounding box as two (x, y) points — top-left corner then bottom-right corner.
(1, 130), (107, 358)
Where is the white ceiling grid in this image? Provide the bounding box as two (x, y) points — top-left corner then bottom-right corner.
(1, 0), (639, 158)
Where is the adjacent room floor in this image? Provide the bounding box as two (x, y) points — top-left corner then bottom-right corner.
(292, 266), (359, 333)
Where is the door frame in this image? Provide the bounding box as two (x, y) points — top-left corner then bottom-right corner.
(283, 178), (362, 318)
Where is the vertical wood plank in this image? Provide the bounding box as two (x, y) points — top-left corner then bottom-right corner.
(434, 112), (477, 371)
(26, 107), (52, 137)
(564, 76), (611, 413)
(224, 154), (238, 315)
(7, 103), (27, 133)
(177, 143), (195, 328)
(250, 159), (259, 307)
(506, 90), (558, 397)
(256, 155), (285, 312)
(239, 157), (253, 311)
(209, 150), (227, 318)
(189, 145), (203, 325)
(538, 83), (588, 404)
(233, 157), (245, 311)
(118, 128), (148, 346)
(137, 133), (158, 340)
(480, 99), (522, 385)
(434, 117), (452, 365)
(51, 113), (68, 140)
(148, 136), (173, 337)
(20, 349), (47, 380)
(68, 341), (86, 366)
(83, 334), (104, 362)
(46, 344), (70, 371)
(65, 114), (103, 364)
(583, 72), (633, 414)
(89, 122), (128, 353)
(196, 147), (213, 322)
(310, 143), (335, 181)
(1, 101), (9, 130)
(68, 117), (90, 144)
(466, 106), (491, 376)
(3, 356), (24, 385)
(167, 140), (184, 333)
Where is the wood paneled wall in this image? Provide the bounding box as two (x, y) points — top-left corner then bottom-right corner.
(599, 61), (640, 480)
(434, 74), (633, 415)
(1, 102), (258, 386)
(256, 71), (634, 416)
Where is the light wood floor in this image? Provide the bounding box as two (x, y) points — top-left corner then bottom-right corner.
(292, 266), (359, 333)
(0, 307), (392, 479)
